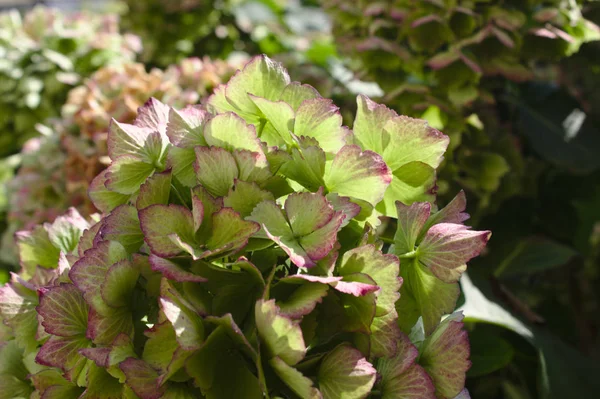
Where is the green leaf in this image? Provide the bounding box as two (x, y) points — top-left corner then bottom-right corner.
(270, 357), (321, 399)
(377, 162), (437, 216)
(105, 155), (156, 195)
(208, 55), (290, 119)
(255, 299), (306, 366)
(324, 145), (391, 206)
(223, 180), (274, 218)
(204, 112), (265, 157)
(397, 259), (460, 335)
(168, 146), (198, 188)
(467, 330), (514, 377)
(100, 260), (139, 308)
(88, 169), (131, 214)
(494, 237), (578, 278)
(353, 95), (449, 171)
(279, 142), (326, 191)
(194, 146), (238, 197)
(137, 171), (172, 210)
(294, 98), (348, 153)
(394, 201), (431, 255)
(249, 95), (295, 146)
(16, 226), (60, 275)
(279, 82), (320, 110)
(186, 326), (263, 399)
(46, 208), (89, 254)
(317, 344), (376, 399)
(159, 280), (204, 350)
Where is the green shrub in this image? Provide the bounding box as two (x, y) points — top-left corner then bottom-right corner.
(0, 55), (489, 398)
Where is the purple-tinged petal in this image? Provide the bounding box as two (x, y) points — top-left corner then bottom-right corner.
(324, 144), (392, 206)
(35, 335), (89, 376)
(134, 97), (170, 131)
(418, 224), (491, 283)
(86, 307), (133, 345)
(318, 344), (376, 399)
(379, 364), (436, 399)
(138, 204), (196, 258)
(79, 346), (111, 368)
(277, 281), (330, 319)
(166, 105), (208, 148)
(420, 313), (471, 399)
(99, 204), (143, 253)
(37, 284), (88, 337)
(107, 119), (154, 161)
(411, 14), (444, 28)
(284, 191), (335, 237)
(120, 358), (164, 399)
(205, 207), (260, 254)
(69, 241), (128, 313)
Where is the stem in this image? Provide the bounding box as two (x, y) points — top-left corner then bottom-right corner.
(399, 250), (417, 259)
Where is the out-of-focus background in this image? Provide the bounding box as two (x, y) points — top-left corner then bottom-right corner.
(0, 0), (599, 397)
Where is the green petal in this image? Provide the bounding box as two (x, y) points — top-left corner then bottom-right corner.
(318, 344), (376, 399)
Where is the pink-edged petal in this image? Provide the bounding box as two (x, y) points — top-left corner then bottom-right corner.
(205, 207), (260, 254)
(318, 344), (376, 399)
(99, 204), (143, 253)
(379, 364), (436, 399)
(136, 170), (172, 210)
(69, 241), (128, 313)
(420, 313), (471, 399)
(284, 191), (335, 237)
(418, 224), (491, 283)
(324, 144), (392, 206)
(134, 97), (170, 130)
(37, 284), (88, 337)
(166, 105), (208, 148)
(35, 335), (89, 376)
(120, 358), (164, 399)
(138, 204), (196, 258)
(279, 81), (321, 110)
(107, 120), (153, 161)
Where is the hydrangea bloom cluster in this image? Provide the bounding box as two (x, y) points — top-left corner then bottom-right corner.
(0, 56), (490, 398)
(323, 0), (600, 207)
(0, 5), (141, 157)
(1, 57), (241, 266)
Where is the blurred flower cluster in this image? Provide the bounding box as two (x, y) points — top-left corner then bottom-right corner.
(0, 5), (141, 157)
(323, 0), (600, 215)
(0, 56), (243, 265)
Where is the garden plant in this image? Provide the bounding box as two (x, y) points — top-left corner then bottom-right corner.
(0, 55), (490, 398)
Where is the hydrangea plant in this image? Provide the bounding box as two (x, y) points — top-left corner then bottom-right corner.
(0, 5), (140, 157)
(0, 56), (490, 398)
(0, 57), (242, 268)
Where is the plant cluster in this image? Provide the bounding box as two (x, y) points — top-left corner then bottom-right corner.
(0, 5), (141, 158)
(323, 0), (600, 213)
(0, 57), (242, 266)
(0, 56), (490, 398)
